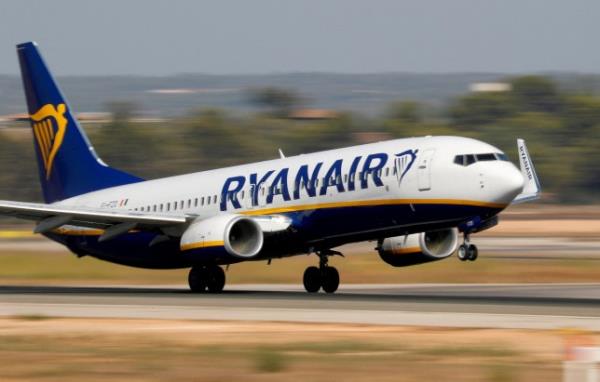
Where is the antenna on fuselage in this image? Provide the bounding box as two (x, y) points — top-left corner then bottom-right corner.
(278, 148), (286, 159)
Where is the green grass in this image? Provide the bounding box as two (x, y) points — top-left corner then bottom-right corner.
(1, 248), (600, 285)
(253, 348), (288, 372)
(11, 314), (51, 321)
(0, 329), (549, 382)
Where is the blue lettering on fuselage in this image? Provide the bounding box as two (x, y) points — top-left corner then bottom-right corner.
(220, 176), (245, 211)
(220, 152), (398, 211)
(319, 159), (345, 195)
(293, 162), (322, 199)
(267, 168), (291, 204)
(250, 171), (274, 207)
(360, 153), (388, 189)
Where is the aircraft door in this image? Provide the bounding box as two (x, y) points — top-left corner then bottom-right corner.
(417, 149), (435, 191)
(245, 185), (255, 210)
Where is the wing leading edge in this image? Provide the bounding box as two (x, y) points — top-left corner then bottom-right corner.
(0, 200), (188, 235)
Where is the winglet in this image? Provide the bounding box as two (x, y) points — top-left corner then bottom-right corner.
(512, 139), (541, 204)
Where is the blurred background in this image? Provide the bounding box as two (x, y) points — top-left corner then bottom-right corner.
(0, 1), (597, 204)
(0, 1), (599, 381)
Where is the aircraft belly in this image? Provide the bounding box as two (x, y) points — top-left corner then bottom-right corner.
(45, 202), (503, 269)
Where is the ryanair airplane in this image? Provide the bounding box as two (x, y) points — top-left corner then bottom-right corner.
(0, 42), (541, 293)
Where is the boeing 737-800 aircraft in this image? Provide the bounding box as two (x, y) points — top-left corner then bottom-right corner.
(0, 42), (540, 293)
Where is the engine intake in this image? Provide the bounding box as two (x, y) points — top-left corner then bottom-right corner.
(181, 214), (263, 258)
(378, 228), (458, 267)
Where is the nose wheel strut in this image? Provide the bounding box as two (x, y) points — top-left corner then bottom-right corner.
(457, 233), (478, 262)
(303, 249), (342, 293)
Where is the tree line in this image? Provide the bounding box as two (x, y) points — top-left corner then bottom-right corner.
(0, 76), (597, 203)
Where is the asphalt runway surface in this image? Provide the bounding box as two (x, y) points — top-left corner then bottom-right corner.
(1, 283), (600, 330)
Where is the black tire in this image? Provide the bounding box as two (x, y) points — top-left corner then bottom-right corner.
(321, 266), (339, 294)
(467, 244), (478, 261)
(303, 266), (321, 293)
(457, 244), (469, 261)
(206, 265), (226, 293)
(188, 266), (207, 293)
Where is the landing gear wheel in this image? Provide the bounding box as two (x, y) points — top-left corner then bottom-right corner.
(457, 244), (469, 261)
(206, 265), (226, 293)
(321, 267), (339, 294)
(188, 266), (207, 293)
(467, 244), (478, 261)
(303, 266), (321, 293)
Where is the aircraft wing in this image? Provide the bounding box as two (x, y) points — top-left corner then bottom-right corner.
(0, 200), (293, 242)
(0, 200), (187, 238)
(512, 139), (542, 204)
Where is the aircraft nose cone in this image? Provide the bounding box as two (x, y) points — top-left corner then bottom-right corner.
(495, 165), (524, 203)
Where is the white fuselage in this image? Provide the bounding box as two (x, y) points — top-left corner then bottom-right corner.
(59, 136), (523, 221)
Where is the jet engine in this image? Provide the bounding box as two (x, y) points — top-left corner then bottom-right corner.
(180, 214), (263, 258)
(377, 228), (458, 267)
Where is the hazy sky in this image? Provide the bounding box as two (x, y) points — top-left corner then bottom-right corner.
(0, 0), (599, 75)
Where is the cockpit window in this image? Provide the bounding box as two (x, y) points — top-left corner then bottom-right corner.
(454, 153), (508, 166)
(476, 153), (496, 161)
(495, 153), (509, 161)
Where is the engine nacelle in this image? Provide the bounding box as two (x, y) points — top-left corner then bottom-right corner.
(180, 214), (263, 258)
(378, 228), (459, 267)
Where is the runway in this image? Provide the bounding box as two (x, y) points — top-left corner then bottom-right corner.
(1, 283), (600, 330)
(3, 236), (600, 254)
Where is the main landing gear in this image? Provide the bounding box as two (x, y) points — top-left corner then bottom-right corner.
(303, 250), (341, 293)
(457, 233), (478, 262)
(188, 265), (226, 293)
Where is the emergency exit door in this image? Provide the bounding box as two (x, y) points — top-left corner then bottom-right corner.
(417, 149), (435, 191)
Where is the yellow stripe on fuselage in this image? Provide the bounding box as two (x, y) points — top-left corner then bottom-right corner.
(180, 241), (225, 251)
(47, 198), (504, 240)
(241, 198), (507, 216)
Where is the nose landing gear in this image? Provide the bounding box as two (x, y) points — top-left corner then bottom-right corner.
(303, 249), (341, 293)
(457, 234), (478, 262)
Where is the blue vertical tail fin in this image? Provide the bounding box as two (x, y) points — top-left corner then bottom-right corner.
(17, 42), (143, 203)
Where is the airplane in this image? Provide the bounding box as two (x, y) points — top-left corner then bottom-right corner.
(0, 42), (541, 293)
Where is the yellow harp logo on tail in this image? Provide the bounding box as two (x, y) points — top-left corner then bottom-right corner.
(30, 103), (68, 179)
